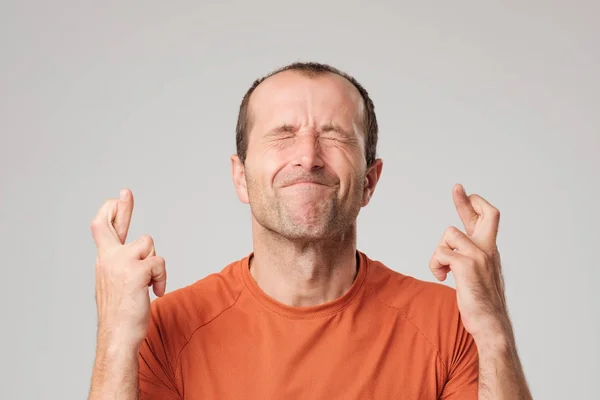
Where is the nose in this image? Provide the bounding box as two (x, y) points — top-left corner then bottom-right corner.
(291, 132), (324, 172)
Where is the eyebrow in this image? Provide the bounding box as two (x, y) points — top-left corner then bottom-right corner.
(320, 123), (353, 137)
(265, 123), (353, 137)
(268, 124), (296, 135)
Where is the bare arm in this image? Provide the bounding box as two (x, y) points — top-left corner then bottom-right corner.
(89, 336), (139, 400)
(430, 184), (533, 400)
(87, 189), (167, 400)
(476, 324), (533, 400)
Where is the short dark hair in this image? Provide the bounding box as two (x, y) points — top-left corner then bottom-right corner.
(235, 61), (378, 166)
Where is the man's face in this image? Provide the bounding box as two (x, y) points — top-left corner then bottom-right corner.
(232, 70), (380, 241)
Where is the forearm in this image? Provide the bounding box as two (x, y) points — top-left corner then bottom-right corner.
(476, 327), (532, 400)
(89, 338), (140, 400)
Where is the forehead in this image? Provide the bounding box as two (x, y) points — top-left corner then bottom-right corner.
(248, 70), (364, 128)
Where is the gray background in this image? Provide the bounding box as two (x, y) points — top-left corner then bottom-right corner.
(1, 1), (598, 398)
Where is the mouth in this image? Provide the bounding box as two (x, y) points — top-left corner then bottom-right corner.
(284, 181), (328, 188)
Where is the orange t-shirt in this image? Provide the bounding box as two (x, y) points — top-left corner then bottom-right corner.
(138, 251), (478, 399)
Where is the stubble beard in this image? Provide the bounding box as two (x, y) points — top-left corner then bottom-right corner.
(248, 177), (364, 243)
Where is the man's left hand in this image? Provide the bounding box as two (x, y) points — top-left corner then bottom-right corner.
(429, 184), (510, 342)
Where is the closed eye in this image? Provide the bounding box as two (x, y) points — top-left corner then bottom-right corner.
(320, 124), (357, 143)
(264, 124), (297, 140)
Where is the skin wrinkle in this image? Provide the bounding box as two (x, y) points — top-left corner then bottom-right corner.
(230, 69), (383, 307)
(246, 74), (367, 240)
(91, 62), (532, 399)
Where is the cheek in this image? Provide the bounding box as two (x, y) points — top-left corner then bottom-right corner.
(326, 150), (364, 183)
(247, 150), (286, 187)
(264, 149), (288, 171)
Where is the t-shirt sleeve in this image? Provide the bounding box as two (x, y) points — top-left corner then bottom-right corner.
(439, 312), (479, 399)
(138, 301), (182, 399)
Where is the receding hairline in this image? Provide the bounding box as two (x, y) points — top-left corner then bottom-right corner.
(244, 69), (367, 136)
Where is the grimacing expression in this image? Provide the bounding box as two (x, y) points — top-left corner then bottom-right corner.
(237, 71), (377, 241)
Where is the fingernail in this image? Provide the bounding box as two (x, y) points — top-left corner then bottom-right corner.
(119, 189), (127, 201)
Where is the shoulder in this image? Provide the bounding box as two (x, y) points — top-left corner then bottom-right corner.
(364, 253), (458, 315)
(148, 256), (247, 344)
(362, 253), (478, 390)
(363, 253), (466, 356)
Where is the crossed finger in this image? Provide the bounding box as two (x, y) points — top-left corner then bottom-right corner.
(114, 188), (134, 244)
(430, 226), (486, 281)
(90, 188), (136, 252)
(90, 199), (121, 252)
(452, 184), (500, 252)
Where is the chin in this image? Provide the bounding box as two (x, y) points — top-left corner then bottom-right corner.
(282, 228), (326, 241)
(278, 219), (343, 242)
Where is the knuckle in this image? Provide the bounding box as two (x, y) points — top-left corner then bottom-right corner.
(445, 226), (460, 237)
(90, 217), (104, 230)
(138, 234), (154, 246)
(146, 257), (166, 278)
(90, 220), (100, 232)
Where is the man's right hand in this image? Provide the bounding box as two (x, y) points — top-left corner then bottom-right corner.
(90, 188), (167, 349)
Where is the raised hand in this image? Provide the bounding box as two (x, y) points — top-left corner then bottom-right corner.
(90, 188), (167, 348)
(429, 184), (509, 341)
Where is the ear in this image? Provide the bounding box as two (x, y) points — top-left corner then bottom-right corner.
(231, 154), (249, 204)
(361, 158), (383, 207)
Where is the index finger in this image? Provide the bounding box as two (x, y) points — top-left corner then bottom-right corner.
(90, 198), (121, 251)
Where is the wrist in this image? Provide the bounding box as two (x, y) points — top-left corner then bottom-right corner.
(97, 325), (144, 352)
(474, 331), (511, 354)
(91, 337), (140, 398)
(472, 314), (515, 346)
(473, 322), (520, 362)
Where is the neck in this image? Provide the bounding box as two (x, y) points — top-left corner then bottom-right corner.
(249, 222), (358, 308)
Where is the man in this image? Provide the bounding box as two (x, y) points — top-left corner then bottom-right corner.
(88, 62), (532, 399)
